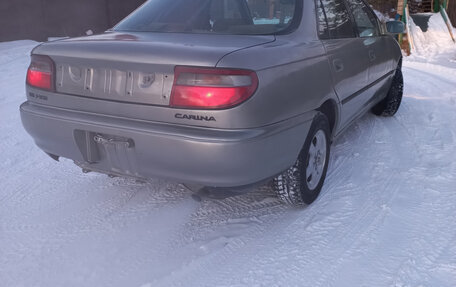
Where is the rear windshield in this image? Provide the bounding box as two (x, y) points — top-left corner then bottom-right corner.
(114, 0), (300, 35)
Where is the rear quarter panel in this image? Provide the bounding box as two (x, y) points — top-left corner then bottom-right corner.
(216, 36), (337, 128)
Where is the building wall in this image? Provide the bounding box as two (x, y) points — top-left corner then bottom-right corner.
(0, 0), (145, 42)
(448, 0), (456, 27)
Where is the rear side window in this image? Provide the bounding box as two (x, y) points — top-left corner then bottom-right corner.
(115, 0), (300, 35)
(345, 0), (380, 37)
(318, 0), (356, 39)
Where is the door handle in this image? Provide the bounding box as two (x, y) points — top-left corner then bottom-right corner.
(368, 50), (376, 61)
(333, 59), (344, 73)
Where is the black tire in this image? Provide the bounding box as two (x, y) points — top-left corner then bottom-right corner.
(372, 67), (404, 117)
(273, 113), (331, 206)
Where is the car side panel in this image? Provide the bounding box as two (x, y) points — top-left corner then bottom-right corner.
(322, 37), (372, 130)
(365, 35), (396, 86)
(330, 35), (401, 138)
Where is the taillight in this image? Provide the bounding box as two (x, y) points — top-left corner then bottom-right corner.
(170, 66), (258, 109)
(26, 55), (55, 91)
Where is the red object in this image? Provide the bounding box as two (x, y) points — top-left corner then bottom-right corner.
(26, 69), (52, 90)
(26, 55), (55, 91)
(170, 66), (258, 109)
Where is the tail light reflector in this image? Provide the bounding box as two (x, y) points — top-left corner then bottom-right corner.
(170, 66), (258, 109)
(26, 55), (55, 91)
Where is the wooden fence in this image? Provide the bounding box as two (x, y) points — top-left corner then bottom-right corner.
(448, 0), (456, 26)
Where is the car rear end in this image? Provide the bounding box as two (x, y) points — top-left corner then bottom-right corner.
(20, 0), (313, 187)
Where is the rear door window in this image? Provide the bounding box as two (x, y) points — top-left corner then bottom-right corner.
(318, 0), (356, 39)
(115, 0), (300, 35)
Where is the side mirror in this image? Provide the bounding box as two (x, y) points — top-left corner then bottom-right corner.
(386, 21), (405, 34)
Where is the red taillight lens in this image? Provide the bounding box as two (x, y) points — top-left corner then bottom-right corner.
(170, 66), (258, 109)
(26, 55), (55, 91)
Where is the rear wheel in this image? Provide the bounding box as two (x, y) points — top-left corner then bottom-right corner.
(273, 113), (331, 206)
(372, 67), (403, 117)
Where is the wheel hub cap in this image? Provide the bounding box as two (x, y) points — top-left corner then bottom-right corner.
(306, 130), (327, 190)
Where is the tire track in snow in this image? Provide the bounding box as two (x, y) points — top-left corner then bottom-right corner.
(152, 114), (408, 287)
(386, 65), (456, 286)
(311, 115), (415, 287)
(1, 180), (198, 287)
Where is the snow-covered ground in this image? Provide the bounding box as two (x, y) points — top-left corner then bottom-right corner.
(409, 12), (456, 65)
(1, 32), (456, 287)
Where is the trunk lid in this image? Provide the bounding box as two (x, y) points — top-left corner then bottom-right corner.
(32, 32), (274, 105)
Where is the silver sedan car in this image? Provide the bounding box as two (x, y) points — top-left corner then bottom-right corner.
(20, 0), (404, 206)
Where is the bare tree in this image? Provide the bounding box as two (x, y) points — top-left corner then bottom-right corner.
(367, 0), (398, 16)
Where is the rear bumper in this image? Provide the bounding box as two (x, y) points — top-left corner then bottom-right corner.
(20, 101), (313, 187)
